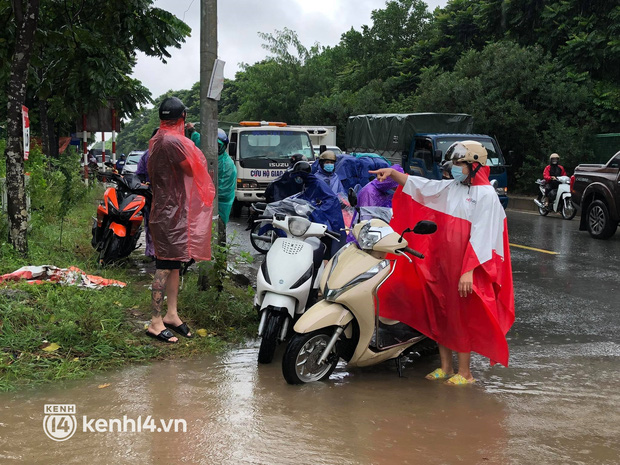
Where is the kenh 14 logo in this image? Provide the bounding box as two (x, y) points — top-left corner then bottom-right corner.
(43, 404), (77, 441)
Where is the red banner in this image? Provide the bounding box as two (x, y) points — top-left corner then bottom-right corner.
(22, 105), (30, 160)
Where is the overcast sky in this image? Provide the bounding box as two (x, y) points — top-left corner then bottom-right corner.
(132, 0), (448, 99)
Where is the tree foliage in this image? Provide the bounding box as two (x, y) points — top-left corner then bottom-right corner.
(1, 0), (191, 254)
(118, 0), (619, 191)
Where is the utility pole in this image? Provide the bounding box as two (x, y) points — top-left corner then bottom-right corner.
(200, 0), (223, 244)
(199, 0), (223, 290)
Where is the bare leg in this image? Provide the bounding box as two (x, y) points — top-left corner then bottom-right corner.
(162, 270), (190, 336)
(147, 269), (178, 342)
(438, 344), (454, 374)
(456, 352), (474, 380)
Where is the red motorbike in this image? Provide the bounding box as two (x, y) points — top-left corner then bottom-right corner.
(91, 166), (151, 265)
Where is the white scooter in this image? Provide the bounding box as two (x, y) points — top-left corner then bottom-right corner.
(255, 209), (341, 364)
(534, 175), (576, 220)
(281, 212), (437, 384)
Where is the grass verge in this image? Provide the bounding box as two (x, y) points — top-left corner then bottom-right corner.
(0, 184), (256, 392)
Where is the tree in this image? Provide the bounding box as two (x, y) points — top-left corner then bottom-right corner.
(2, 0), (191, 254)
(399, 41), (598, 190)
(4, 0), (40, 254)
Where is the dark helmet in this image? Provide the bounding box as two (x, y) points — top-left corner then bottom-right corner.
(289, 153), (308, 168)
(291, 161), (311, 174)
(217, 128), (229, 147)
(159, 97), (186, 121)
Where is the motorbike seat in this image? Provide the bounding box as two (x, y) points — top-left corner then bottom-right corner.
(253, 202), (267, 212)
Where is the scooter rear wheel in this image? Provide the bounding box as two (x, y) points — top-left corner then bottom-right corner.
(282, 329), (339, 384)
(258, 312), (282, 364)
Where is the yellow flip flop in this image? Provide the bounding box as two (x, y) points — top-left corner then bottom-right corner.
(425, 368), (454, 380)
(445, 374), (476, 385)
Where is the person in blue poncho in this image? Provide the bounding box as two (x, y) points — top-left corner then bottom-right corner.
(314, 150), (345, 195)
(289, 161), (345, 258)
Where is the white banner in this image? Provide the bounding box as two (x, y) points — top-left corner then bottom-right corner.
(207, 59), (226, 101)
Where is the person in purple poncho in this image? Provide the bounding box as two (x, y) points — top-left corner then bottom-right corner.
(358, 164), (405, 208)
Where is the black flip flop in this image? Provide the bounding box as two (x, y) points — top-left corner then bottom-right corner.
(145, 328), (178, 343)
(164, 322), (193, 338)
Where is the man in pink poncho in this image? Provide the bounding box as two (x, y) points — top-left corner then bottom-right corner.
(145, 97), (215, 343)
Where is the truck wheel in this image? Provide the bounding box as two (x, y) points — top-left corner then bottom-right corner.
(587, 200), (618, 239)
(231, 200), (243, 218)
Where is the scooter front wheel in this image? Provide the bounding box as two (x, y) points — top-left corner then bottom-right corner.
(258, 312), (282, 364)
(561, 198), (577, 220)
(250, 222), (276, 254)
(282, 329), (339, 385)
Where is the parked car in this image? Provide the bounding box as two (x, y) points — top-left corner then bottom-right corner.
(122, 151), (146, 174)
(571, 150), (620, 239)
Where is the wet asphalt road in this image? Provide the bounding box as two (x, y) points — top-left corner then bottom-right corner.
(0, 207), (619, 464)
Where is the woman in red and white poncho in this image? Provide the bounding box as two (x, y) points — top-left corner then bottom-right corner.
(370, 141), (514, 385)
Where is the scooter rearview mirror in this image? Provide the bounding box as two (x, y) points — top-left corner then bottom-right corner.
(398, 228), (413, 243)
(413, 220), (437, 235)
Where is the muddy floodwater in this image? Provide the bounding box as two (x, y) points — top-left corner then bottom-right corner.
(1, 211), (619, 464)
(1, 338), (619, 465)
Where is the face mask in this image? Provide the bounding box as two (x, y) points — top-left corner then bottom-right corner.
(451, 165), (468, 182)
(323, 164), (335, 173)
(294, 176), (304, 185)
(551, 160), (558, 165)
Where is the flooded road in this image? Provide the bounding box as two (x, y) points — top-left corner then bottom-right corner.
(1, 210), (619, 464)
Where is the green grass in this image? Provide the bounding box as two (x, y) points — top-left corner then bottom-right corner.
(0, 176), (257, 392)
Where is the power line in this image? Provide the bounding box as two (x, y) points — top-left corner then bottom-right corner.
(182, 0), (196, 22)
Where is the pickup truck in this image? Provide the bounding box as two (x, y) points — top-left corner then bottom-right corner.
(571, 150), (620, 239)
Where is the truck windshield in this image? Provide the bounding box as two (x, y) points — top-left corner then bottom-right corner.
(239, 130), (313, 160)
(436, 137), (504, 166)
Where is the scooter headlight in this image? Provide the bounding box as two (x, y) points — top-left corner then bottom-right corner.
(358, 222), (393, 250)
(288, 217), (311, 237)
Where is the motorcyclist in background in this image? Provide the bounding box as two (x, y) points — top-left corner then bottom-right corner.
(315, 150), (345, 195)
(116, 153), (126, 172)
(542, 153), (567, 205)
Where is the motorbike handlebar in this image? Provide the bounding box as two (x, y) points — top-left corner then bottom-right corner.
(403, 247), (424, 259)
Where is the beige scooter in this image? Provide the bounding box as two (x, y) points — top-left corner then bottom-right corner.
(281, 214), (437, 384)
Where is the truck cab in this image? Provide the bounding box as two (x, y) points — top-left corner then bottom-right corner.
(407, 134), (509, 208)
(228, 122), (314, 211)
